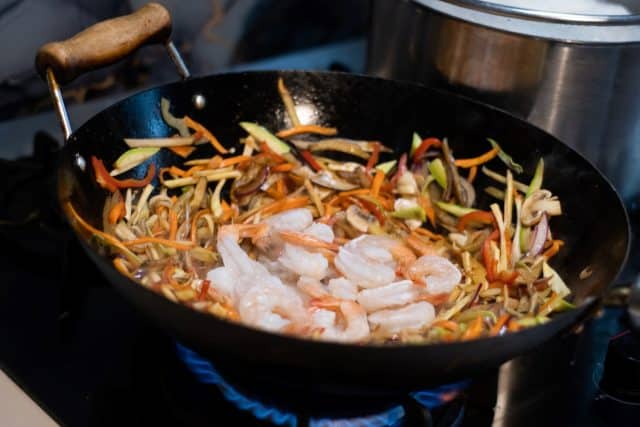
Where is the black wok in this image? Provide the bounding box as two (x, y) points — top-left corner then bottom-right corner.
(36, 3), (630, 394)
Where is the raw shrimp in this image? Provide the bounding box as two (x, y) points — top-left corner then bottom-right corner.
(334, 235), (397, 288)
(408, 255), (462, 294)
(255, 208), (314, 255)
(303, 222), (334, 243)
(311, 299), (370, 343)
(368, 301), (435, 334)
(297, 276), (329, 298)
(356, 280), (421, 313)
(278, 243), (329, 279)
(327, 277), (357, 300)
(238, 281), (309, 332)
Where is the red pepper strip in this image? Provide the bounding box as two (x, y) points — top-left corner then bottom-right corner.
(390, 153), (408, 185)
(198, 280), (211, 301)
(413, 137), (442, 162)
(300, 149), (323, 172)
(456, 210), (495, 232)
(92, 156), (155, 192)
(365, 142), (381, 172)
(354, 196), (386, 225)
(482, 229), (500, 282)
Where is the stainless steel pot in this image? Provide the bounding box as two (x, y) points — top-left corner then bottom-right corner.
(368, 0), (640, 201)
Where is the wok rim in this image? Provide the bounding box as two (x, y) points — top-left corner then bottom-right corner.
(58, 69), (632, 353)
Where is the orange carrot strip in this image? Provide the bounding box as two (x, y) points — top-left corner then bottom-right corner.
(507, 319), (521, 332)
(219, 155), (251, 168)
(538, 292), (559, 317)
(414, 227), (445, 240)
(365, 143), (381, 172)
(468, 165), (478, 184)
(370, 170), (385, 197)
(169, 145), (196, 158)
(490, 313), (511, 336)
(108, 198), (125, 225)
(65, 201), (139, 264)
(261, 196), (310, 216)
(455, 146), (500, 168)
(272, 163), (295, 173)
(431, 319), (459, 332)
(113, 258), (131, 278)
(543, 240), (564, 259)
(122, 237), (194, 250)
(276, 125), (338, 139)
(168, 209), (178, 240)
(184, 116), (228, 154)
(462, 315), (484, 340)
(418, 195), (436, 227)
(338, 188), (370, 198)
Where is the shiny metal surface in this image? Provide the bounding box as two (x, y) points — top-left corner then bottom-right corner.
(368, 0), (640, 200)
(165, 41), (191, 80)
(45, 67), (72, 141)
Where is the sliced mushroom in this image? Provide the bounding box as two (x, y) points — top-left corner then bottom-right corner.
(310, 170), (359, 191)
(346, 204), (378, 233)
(521, 189), (562, 226)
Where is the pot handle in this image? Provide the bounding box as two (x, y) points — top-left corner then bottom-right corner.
(35, 2), (190, 141)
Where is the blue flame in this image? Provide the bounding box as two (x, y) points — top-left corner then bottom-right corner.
(176, 343), (467, 426)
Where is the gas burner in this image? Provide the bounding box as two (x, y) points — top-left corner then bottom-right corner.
(176, 343), (469, 427)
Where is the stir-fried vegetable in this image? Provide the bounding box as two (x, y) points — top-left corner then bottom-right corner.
(74, 78), (570, 346)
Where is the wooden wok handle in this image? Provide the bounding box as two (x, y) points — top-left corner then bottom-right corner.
(36, 3), (172, 84)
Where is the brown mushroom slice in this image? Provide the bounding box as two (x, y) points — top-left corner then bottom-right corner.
(521, 189), (562, 226)
(310, 170), (359, 191)
(346, 204), (378, 233)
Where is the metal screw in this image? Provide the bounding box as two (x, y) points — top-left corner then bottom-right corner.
(192, 93), (207, 110)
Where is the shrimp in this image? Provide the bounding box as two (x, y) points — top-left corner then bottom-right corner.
(311, 298), (370, 343)
(327, 277), (357, 300)
(368, 301), (435, 334)
(334, 235), (397, 288)
(278, 243), (329, 280)
(297, 276), (329, 298)
(255, 208), (314, 255)
(238, 281), (309, 332)
(303, 222), (334, 243)
(408, 255), (462, 294)
(356, 280), (421, 313)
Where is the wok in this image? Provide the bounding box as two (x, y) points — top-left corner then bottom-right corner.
(36, 3), (629, 394)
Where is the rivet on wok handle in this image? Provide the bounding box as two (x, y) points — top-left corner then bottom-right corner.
(34, 2), (190, 141)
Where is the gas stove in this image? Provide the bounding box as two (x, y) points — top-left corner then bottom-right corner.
(1, 41), (639, 427)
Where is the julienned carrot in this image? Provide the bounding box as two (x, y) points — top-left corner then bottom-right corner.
(220, 201), (233, 222)
(462, 315), (484, 340)
(261, 196), (310, 216)
(259, 142), (287, 164)
(108, 198), (125, 224)
(272, 163), (295, 172)
(371, 169), (385, 197)
(184, 116), (228, 154)
(431, 319), (459, 332)
(169, 145), (196, 158)
(122, 237), (194, 250)
(456, 210), (494, 232)
(455, 146), (499, 168)
(414, 227), (445, 240)
(219, 155), (251, 168)
(507, 319), (521, 332)
(276, 124), (338, 139)
(112, 258), (131, 277)
(168, 209), (178, 240)
(65, 201), (140, 265)
(366, 143), (381, 172)
(538, 292), (559, 317)
(468, 165), (478, 183)
(418, 195), (436, 227)
(490, 313), (510, 336)
(543, 239), (564, 259)
(339, 188), (370, 198)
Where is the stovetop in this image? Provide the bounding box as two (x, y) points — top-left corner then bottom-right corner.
(1, 40), (639, 427)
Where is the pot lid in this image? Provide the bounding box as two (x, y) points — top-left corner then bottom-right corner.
(414, 0), (640, 43)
